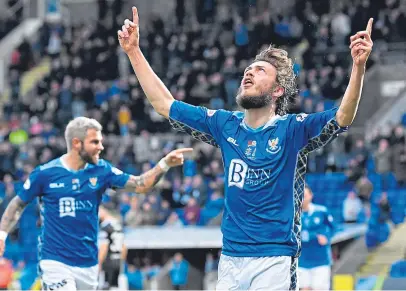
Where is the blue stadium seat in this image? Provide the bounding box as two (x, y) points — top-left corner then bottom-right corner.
(368, 173), (382, 190)
(366, 156), (376, 173)
(390, 260), (406, 278)
(365, 228), (380, 249)
(378, 222), (391, 243)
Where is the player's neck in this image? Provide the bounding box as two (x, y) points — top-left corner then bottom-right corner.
(302, 203), (310, 212)
(244, 106), (276, 129)
(63, 152), (87, 171)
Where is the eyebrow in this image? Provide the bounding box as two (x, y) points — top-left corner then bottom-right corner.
(244, 65), (267, 74)
(90, 138), (103, 143)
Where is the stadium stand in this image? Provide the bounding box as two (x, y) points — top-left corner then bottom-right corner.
(0, 0), (406, 290)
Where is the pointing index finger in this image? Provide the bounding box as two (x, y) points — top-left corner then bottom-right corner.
(132, 6), (139, 25)
(174, 148), (194, 154)
(366, 18), (373, 36)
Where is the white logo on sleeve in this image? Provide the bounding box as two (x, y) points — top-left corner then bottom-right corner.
(50, 183), (64, 189)
(59, 197), (76, 218)
(112, 167), (123, 175)
(207, 109), (216, 117)
(23, 179), (31, 190)
(227, 137), (239, 146)
(296, 113), (308, 122)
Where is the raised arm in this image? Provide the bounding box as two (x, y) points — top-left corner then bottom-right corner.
(0, 196), (29, 255)
(336, 18), (373, 127)
(118, 7), (174, 118)
(124, 148), (193, 193)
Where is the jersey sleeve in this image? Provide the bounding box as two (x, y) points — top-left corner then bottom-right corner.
(105, 162), (131, 189)
(169, 100), (233, 147)
(18, 167), (43, 203)
(292, 107), (349, 150)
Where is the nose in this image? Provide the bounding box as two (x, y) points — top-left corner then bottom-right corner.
(98, 143), (104, 151)
(245, 70), (253, 78)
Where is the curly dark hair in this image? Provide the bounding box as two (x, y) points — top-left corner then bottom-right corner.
(254, 45), (298, 115)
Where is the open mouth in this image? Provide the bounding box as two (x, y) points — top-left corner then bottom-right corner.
(243, 78), (254, 87)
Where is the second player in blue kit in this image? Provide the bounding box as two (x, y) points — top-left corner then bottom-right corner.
(118, 7), (374, 290)
(299, 186), (335, 290)
(0, 117), (192, 290)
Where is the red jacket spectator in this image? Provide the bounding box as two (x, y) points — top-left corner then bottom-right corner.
(0, 258), (13, 289)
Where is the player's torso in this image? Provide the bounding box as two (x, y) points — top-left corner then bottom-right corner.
(41, 167), (109, 220)
(217, 115), (302, 250)
(39, 164), (111, 256)
(219, 115), (298, 195)
(302, 211), (326, 234)
(101, 221), (124, 266)
(300, 208), (332, 267)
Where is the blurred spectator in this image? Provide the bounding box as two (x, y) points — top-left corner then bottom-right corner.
(126, 264), (144, 290)
(137, 202), (159, 226)
(184, 198), (201, 225)
(125, 196), (141, 227)
(392, 142), (406, 187)
(169, 253), (189, 290)
(378, 192), (391, 223)
(0, 258), (13, 290)
(204, 253), (219, 291)
(343, 191), (363, 223)
(156, 200), (172, 225)
(165, 212), (184, 227)
(374, 139), (392, 190)
(355, 175), (373, 205)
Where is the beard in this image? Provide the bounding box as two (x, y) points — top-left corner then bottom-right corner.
(236, 87), (274, 109)
(79, 147), (97, 164)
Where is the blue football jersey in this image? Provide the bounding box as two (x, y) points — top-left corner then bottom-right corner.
(299, 203), (335, 268)
(169, 101), (346, 257)
(17, 157), (130, 267)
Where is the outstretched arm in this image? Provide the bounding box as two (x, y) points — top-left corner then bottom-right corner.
(124, 148), (193, 193)
(125, 165), (167, 194)
(0, 196), (29, 255)
(118, 7), (174, 118)
(336, 18), (373, 127)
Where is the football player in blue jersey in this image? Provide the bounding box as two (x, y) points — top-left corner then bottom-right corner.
(118, 7), (373, 290)
(0, 117), (192, 290)
(298, 185), (334, 291)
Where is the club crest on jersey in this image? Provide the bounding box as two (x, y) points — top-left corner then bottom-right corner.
(266, 138), (281, 154)
(89, 177), (98, 188)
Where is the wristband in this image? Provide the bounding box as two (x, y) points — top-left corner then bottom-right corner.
(0, 231), (8, 241)
(158, 159), (170, 172)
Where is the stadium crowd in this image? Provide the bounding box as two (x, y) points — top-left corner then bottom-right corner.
(1, 0), (406, 289)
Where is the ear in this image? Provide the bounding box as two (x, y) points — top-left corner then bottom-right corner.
(271, 85), (284, 99)
(71, 137), (82, 150)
